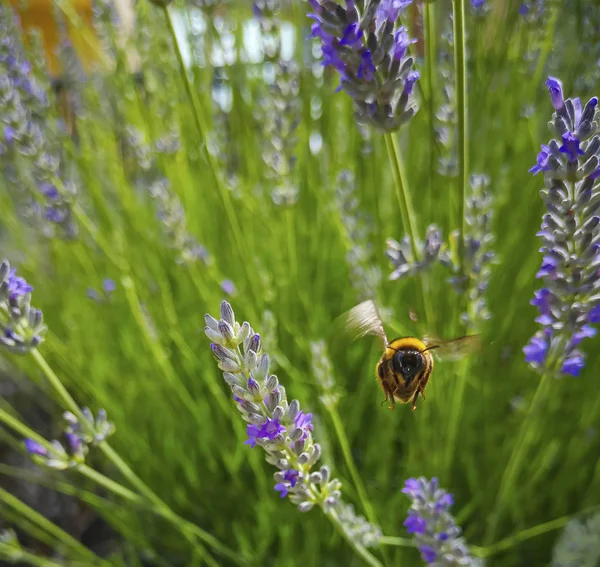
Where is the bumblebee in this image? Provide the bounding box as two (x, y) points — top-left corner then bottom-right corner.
(344, 300), (479, 411)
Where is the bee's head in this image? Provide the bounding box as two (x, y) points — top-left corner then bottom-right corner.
(392, 349), (424, 384)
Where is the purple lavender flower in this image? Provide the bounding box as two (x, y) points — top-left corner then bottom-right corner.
(519, 0), (544, 21)
(377, 0), (413, 23)
(0, 260), (45, 354)
(402, 477), (483, 566)
(546, 77), (564, 111)
(24, 437), (77, 470)
(386, 225), (451, 280)
(309, 0), (419, 132)
(102, 279), (116, 293)
(148, 178), (212, 265)
(221, 279), (236, 296)
(0, 5), (77, 238)
(529, 145), (551, 174)
(274, 469), (300, 498)
(6, 269), (33, 300)
(24, 439), (47, 457)
(205, 301), (382, 547)
(524, 79), (600, 377)
(559, 132), (585, 162)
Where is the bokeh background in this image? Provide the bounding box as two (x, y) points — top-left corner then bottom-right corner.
(1, 0), (600, 566)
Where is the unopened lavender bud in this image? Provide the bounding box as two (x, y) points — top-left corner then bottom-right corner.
(230, 384), (248, 400)
(223, 372), (243, 388)
(247, 377), (261, 397)
(287, 400), (300, 422)
(249, 333), (261, 353)
(63, 411), (77, 425)
(220, 301), (235, 326)
(308, 443), (321, 466)
(204, 326), (222, 343)
(309, 472), (322, 484)
(238, 321), (251, 343)
(267, 388), (282, 411)
(298, 501), (314, 512)
(218, 320), (235, 342)
(265, 374), (278, 393)
(546, 77), (565, 111)
(273, 433), (286, 444)
(245, 413), (265, 425)
(297, 452), (310, 465)
(205, 314), (220, 331)
(272, 406), (285, 421)
(0, 262), (8, 281)
(290, 428), (304, 442)
(256, 354), (270, 380)
(210, 343), (229, 360)
(219, 359), (240, 373)
(320, 465), (330, 484)
(245, 350), (258, 370)
(329, 490), (342, 502)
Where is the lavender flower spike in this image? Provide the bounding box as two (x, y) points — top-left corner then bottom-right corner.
(205, 301), (381, 547)
(524, 78), (600, 377)
(0, 260), (46, 354)
(403, 477), (483, 566)
(309, 0), (419, 132)
(24, 437), (83, 470)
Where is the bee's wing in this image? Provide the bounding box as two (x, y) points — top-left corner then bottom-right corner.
(343, 300), (388, 347)
(422, 334), (480, 361)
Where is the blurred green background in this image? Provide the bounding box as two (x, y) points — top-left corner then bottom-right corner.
(1, 0), (600, 565)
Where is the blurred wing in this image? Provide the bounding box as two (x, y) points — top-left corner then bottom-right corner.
(423, 334), (480, 361)
(344, 300), (388, 347)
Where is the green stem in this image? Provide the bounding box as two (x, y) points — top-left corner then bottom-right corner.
(162, 5), (256, 302)
(327, 406), (378, 527)
(384, 133), (433, 327)
(384, 133), (420, 259)
(326, 508), (384, 567)
(452, 0), (469, 277)
(119, 274), (201, 419)
(77, 464), (218, 567)
(379, 535), (415, 547)
(0, 407), (50, 449)
(97, 444), (236, 566)
(443, 358), (470, 474)
(31, 349), (86, 424)
(0, 545), (81, 567)
(423, 1), (437, 212)
(28, 350), (243, 565)
(475, 502), (600, 558)
(0, 486), (106, 565)
(485, 371), (552, 544)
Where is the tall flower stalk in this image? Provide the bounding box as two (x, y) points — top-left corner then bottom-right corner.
(205, 301), (383, 567)
(253, 1), (302, 206)
(309, 0), (419, 132)
(489, 77), (600, 544)
(0, 5), (78, 238)
(524, 77), (600, 378)
(403, 477), (483, 566)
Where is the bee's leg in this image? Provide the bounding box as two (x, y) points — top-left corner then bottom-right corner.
(410, 389), (420, 411)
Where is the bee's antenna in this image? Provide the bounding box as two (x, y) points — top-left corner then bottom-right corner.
(420, 344), (440, 354)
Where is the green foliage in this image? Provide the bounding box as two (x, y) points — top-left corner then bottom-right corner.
(1, 0), (600, 566)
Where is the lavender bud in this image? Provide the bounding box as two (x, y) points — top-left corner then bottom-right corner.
(220, 301), (235, 326)
(287, 400), (300, 422)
